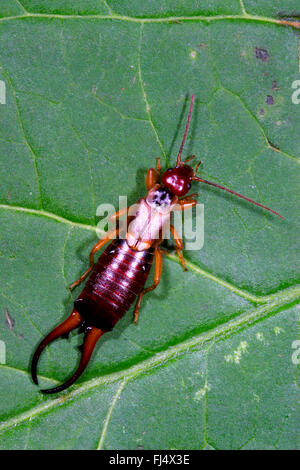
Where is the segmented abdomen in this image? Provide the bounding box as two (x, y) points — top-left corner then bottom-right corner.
(74, 239), (154, 331)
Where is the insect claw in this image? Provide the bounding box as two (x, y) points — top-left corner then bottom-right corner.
(40, 327), (103, 394)
(31, 309), (83, 386)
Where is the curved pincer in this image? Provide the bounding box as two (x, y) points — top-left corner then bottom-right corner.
(31, 309), (104, 394)
(40, 326), (103, 394)
(31, 309), (83, 386)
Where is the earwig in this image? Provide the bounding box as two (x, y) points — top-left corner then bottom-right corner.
(31, 95), (284, 394)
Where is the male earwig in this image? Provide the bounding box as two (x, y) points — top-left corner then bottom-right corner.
(31, 94), (283, 394)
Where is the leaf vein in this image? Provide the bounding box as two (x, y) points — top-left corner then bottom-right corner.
(220, 86), (300, 164)
(137, 23), (167, 162)
(0, 66), (44, 207)
(0, 14), (299, 30)
(96, 378), (128, 450)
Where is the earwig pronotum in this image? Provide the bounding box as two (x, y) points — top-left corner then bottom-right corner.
(31, 95), (283, 394)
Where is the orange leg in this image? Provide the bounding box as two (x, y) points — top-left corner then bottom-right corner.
(133, 246), (163, 324)
(69, 229), (119, 291)
(173, 197), (198, 211)
(109, 207), (129, 238)
(146, 158), (161, 190)
(109, 207), (128, 222)
(161, 201), (197, 260)
(170, 224), (187, 271)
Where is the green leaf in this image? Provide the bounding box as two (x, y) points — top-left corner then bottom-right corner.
(0, 1), (299, 450)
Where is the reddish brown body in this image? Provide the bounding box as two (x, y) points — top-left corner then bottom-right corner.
(75, 239), (154, 332)
(31, 94), (283, 394)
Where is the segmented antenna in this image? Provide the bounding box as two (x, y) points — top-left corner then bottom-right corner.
(192, 176), (284, 219)
(176, 94), (195, 166)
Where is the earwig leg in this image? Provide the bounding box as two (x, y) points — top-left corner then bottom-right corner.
(109, 207), (128, 222)
(31, 309), (83, 385)
(40, 326), (104, 394)
(146, 158), (161, 190)
(153, 237), (169, 257)
(109, 209), (129, 240)
(174, 197), (198, 211)
(170, 224), (187, 271)
(158, 247), (170, 256)
(146, 168), (160, 191)
(133, 247), (163, 324)
(69, 229), (119, 291)
(179, 193), (198, 203)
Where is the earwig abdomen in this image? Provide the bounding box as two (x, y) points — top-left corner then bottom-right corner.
(31, 239), (154, 394)
(74, 238), (154, 332)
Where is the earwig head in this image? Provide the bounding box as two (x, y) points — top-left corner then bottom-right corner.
(161, 164), (194, 196)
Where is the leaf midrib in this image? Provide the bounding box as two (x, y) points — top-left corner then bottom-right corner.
(1, 11), (300, 29)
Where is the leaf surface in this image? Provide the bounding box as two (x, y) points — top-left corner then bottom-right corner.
(0, 0), (299, 450)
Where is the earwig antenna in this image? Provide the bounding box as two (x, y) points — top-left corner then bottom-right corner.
(192, 176), (284, 219)
(176, 94), (195, 166)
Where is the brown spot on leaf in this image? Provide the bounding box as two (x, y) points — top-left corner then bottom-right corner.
(272, 80), (280, 91)
(4, 307), (16, 336)
(266, 95), (274, 105)
(255, 47), (270, 62)
(259, 108), (265, 115)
